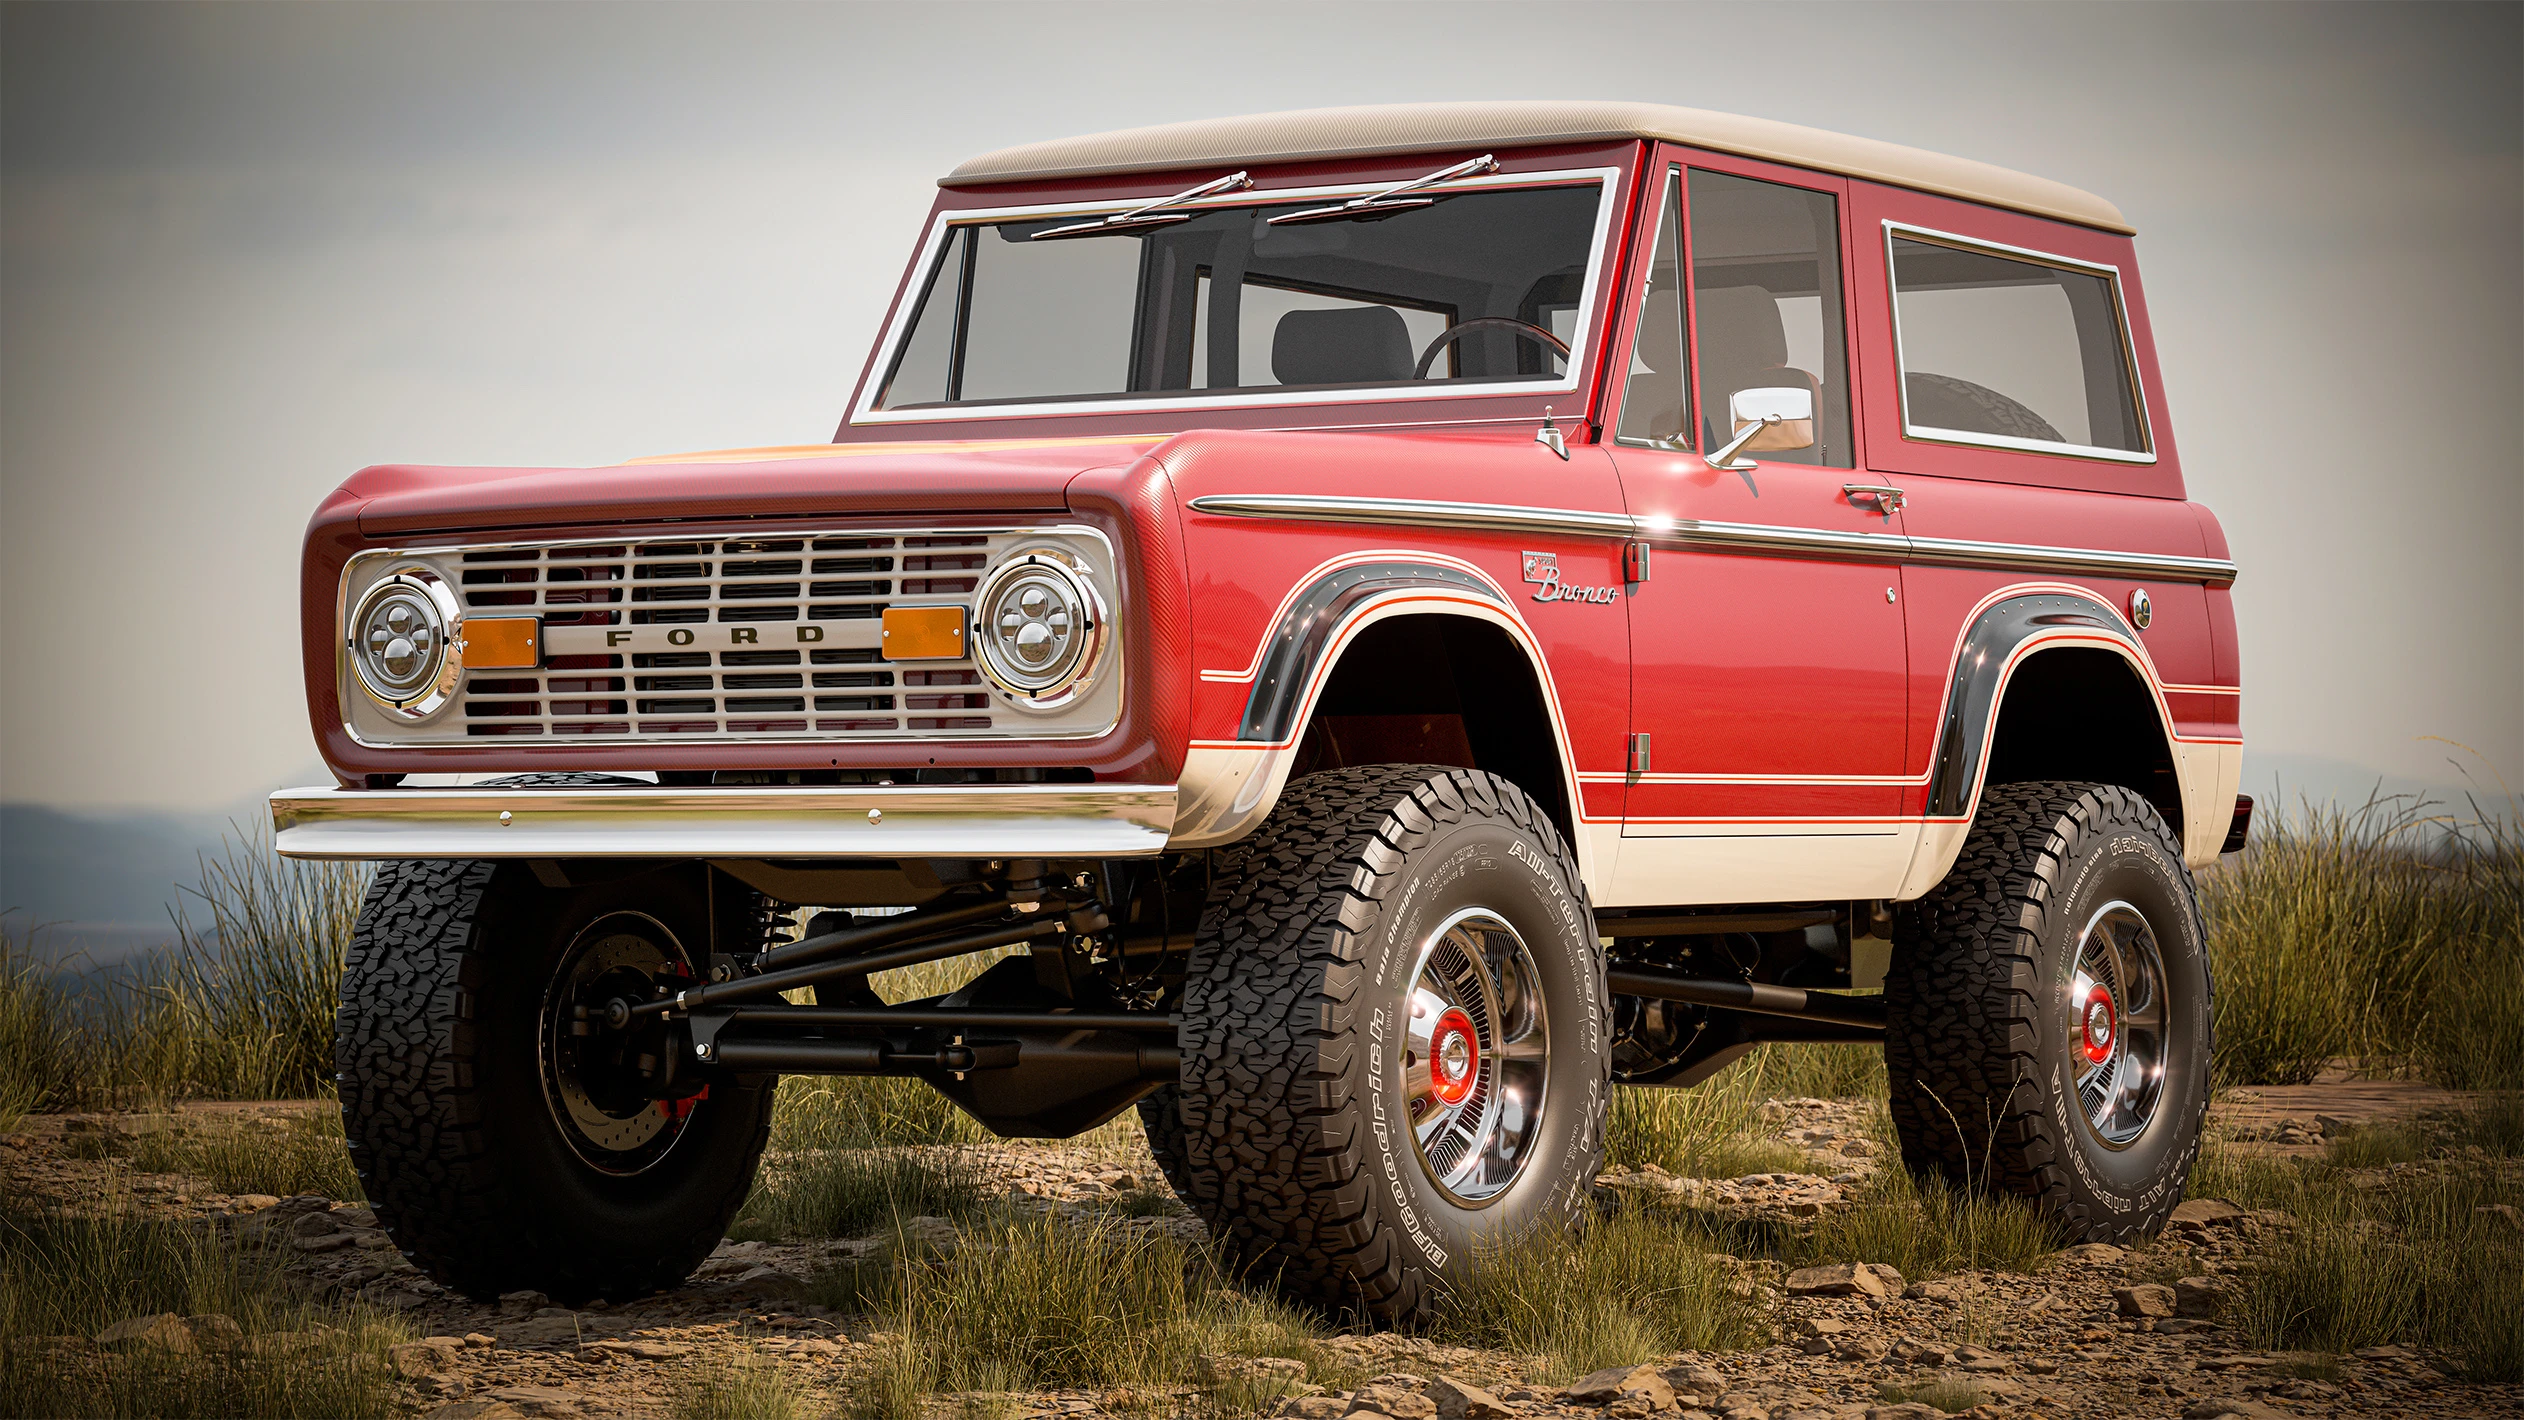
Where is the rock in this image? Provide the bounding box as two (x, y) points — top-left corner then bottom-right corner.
(391, 1338), (464, 1378)
(289, 1209), (343, 1238)
(1348, 1384), (1438, 1420)
(331, 1205), (378, 1228)
(2182, 1400), (2290, 1420)
(504, 1312), (585, 1347)
(2168, 1198), (2246, 1229)
(1839, 1139), (1875, 1157)
(496, 1289), (551, 1311)
(2021, 1359), (2060, 1375)
(2058, 1242), (2125, 1264)
(464, 1332), (497, 1349)
(1784, 1262), (1899, 1298)
(232, 1194), (281, 1211)
(1429, 1376), (1514, 1420)
(1865, 1407), (1941, 1420)
(2114, 1283), (2178, 1318)
(1835, 1336), (1892, 1363)
(481, 1386), (589, 1419)
(1195, 1355), (1309, 1388)
(96, 1314), (196, 1353)
(900, 1214), (961, 1254)
(1563, 1363), (1675, 1408)
(1277, 1400), (1348, 1420)
(424, 1404), (527, 1420)
(1663, 1365), (1727, 1395)
(1889, 1338), (1953, 1367)
(184, 1314), (243, 1349)
(2476, 1203), (2522, 1232)
(2173, 1276), (2224, 1317)
(782, 1339), (844, 1359)
(732, 1264), (809, 1300)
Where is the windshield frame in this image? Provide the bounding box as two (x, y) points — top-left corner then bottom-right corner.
(846, 163), (1624, 429)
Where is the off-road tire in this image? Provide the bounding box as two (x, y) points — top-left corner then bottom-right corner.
(1172, 765), (1608, 1322)
(1885, 781), (2213, 1241)
(1135, 1086), (1196, 1200)
(336, 859), (775, 1304)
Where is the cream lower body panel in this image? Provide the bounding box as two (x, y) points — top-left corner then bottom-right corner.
(1595, 824), (1921, 908)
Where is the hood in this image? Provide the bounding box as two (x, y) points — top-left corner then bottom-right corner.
(341, 434), (1171, 538)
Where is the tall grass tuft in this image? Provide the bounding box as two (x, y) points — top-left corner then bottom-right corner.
(0, 926), (84, 1130)
(1436, 1203), (1769, 1379)
(671, 1349), (815, 1420)
(826, 1208), (1340, 1394)
(734, 1147), (987, 1240)
(0, 1198), (405, 1417)
(2204, 791), (2522, 1088)
(122, 1111), (365, 1201)
(1607, 1040), (1884, 1177)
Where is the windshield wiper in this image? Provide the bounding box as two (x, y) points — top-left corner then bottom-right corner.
(1266, 154), (1500, 226)
(1030, 170), (1253, 240)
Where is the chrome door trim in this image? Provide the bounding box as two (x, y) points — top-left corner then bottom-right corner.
(1188, 494), (1638, 541)
(1191, 494), (2238, 585)
(269, 782), (1176, 860)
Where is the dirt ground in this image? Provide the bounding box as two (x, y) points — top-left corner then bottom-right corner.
(4, 1081), (2516, 1420)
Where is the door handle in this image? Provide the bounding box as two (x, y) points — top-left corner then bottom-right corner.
(1844, 484), (1906, 515)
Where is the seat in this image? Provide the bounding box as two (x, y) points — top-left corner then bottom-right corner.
(1271, 306), (1415, 387)
(1695, 285), (1820, 447)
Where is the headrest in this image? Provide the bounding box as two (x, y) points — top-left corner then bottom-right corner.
(1695, 285), (1788, 372)
(1271, 306), (1415, 387)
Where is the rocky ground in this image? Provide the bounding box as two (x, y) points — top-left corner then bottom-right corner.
(4, 1086), (2517, 1420)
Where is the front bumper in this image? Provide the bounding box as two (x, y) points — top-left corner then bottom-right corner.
(269, 782), (1177, 861)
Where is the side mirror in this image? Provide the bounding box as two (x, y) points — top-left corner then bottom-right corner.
(1707, 385), (1815, 470)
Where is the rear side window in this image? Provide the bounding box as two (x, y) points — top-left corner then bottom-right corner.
(1887, 227), (2150, 459)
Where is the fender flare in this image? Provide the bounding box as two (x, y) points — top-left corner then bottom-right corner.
(1901, 586), (2218, 894)
(1170, 559), (1592, 881)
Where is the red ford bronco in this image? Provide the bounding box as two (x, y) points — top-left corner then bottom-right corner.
(280, 102), (2246, 1319)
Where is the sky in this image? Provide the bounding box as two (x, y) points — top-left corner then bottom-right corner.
(3, 1), (2518, 826)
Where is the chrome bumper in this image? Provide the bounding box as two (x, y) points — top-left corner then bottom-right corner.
(269, 782), (1177, 861)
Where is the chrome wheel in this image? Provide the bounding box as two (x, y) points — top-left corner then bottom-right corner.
(1402, 907), (1549, 1204)
(2070, 900), (2169, 1148)
(538, 912), (698, 1176)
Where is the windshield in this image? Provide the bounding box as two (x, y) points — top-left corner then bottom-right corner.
(873, 179), (1605, 412)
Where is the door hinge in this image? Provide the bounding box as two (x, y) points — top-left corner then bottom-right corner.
(1623, 539), (1652, 584)
(1628, 732), (1652, 775)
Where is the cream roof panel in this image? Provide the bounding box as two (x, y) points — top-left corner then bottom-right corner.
(944, 101), (2131, 235)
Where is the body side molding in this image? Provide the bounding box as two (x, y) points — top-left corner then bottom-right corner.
(1188, 494), (2238, 586)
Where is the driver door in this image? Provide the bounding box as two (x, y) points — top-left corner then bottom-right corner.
(1604, 153), (1914, 906)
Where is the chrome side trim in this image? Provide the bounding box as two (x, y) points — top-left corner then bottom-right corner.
(1899, 533), (2235, 585)
(1189, 494), (1637, 541)
(1192, 495), (2238, 585)
(270, 783), (1176, 861)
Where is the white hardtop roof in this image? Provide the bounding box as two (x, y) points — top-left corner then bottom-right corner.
(944, 100), (2131, 235)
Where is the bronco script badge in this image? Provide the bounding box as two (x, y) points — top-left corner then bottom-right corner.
(1521, 551), (1619, 605)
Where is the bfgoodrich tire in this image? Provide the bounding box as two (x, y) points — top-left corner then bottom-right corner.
(1885, 781), (2213, 1241)
(336, 860), (774, 1304)
(1173, 765), (1608, 1322)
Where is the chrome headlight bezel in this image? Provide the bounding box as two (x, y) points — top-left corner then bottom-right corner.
(345, 565), (463, 719)
(972, 546), (1107, 712)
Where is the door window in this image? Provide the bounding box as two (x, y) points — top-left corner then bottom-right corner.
(1687, 170), (1853, 469)
(1614, 169), (1689, 445)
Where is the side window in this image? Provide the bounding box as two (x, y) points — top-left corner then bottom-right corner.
(1687, 170), (1853, 469)
(1887, 231), (2147, 456)
(1615, 169), (1688, 444)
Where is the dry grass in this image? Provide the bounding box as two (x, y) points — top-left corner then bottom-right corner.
(2205, 791), (2523, 1088)
(1607, 1039), (1884, 1178)
(0, 1197), (406, 1418)
(671, 1349), (817, 1420)
(116, 1111), (364, 1201)
(733, 1146), (988, 1241)
(1434, 1202), (1769, 1379)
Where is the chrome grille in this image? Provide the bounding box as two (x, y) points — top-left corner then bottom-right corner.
(339, 525), (1117, 747)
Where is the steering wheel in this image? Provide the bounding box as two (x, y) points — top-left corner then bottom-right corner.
(1413, 317), (1572, 380)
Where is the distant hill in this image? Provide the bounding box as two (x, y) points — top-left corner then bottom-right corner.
(0, 801), (265, 964)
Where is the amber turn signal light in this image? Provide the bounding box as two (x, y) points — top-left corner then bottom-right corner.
(459, 617), (541, 670)
(881, 605), (969, 661)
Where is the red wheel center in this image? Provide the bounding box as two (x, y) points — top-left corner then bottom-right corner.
(1429, 1008), (1479, 1106)
(2080, 986), (2117, 1065)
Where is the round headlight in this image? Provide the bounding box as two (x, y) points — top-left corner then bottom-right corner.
(347, 568), (462, 717)
(972, 550), (1104, 708)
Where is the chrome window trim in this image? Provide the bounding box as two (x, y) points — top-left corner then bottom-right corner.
(1610, 164), (1692, 451)
(1187, 493), (2237, 586)
(1882, 220), (2158, 467)
(848, 167), (1624, 427)
(335, 523), (1123, 748)
(270, 781), (1175, 861)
